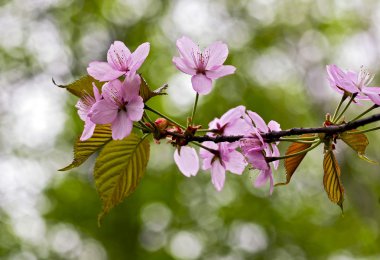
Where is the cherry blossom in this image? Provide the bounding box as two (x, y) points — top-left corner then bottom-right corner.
(240, 111), (281, 194)
(90, 73), (144, 140)
(199, 142), (247, 191)
(173, 36), (236, 95)
(76, 84), (102, 141)
(87, 41), (150, 82)
(208, 105), (250, 136)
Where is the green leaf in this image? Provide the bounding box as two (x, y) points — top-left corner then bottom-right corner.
(340, 130), (376, 164)
(276, 141), (312, 186)
(59, 125), (112, 171)
(53, 75), (102, 98)
(140, 76), (168, 102)
(323, 151), (344, 210)
(94, 133), (150, 224)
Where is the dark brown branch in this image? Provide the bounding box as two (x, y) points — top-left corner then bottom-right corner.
(181, 113), (380, 143)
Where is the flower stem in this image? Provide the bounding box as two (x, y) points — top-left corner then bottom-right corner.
(133, 123), (149, 131)
(332, 95), (347, 122)
(191, 141), (218, 155)
(279, 136), (317, 141)
(266, 141), (322, 162)
(333, 94), (357, 123)
(144, 105), (186, 129)
(346, 126), (380, 135)
(189, 93), (199, 126)
(279, 139), (319, 144)
(351, 104), (378, 122)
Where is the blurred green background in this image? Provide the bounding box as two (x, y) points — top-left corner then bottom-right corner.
(1, 0), (380, 259)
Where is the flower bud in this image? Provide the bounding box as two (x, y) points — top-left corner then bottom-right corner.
(155, 118), (169, 130)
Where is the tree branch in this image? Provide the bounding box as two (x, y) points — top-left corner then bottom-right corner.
(167, 113), (380, 144)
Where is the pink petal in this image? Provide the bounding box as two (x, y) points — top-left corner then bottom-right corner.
(128, 42), (150, 72)
(268, 120), (281, 132)
(199, 141), (218, 170)
(107, 41), (131, 71)
(126, 96), (144, 121)
(204, 41), (229, 69)
(224, 118), (251, 136)
(172, 57), (197, 75)
(211, 160), (226, 192)
(245, 111), (268, 133)
(101, 80), (124, 105)
(123, 73), (141, 101)
(90, 100), (118, 124)
(255, 168), (271, 188)
(176, 36), (199, 69)
(80, 117), (96, 141)
(225, 150), (247, 175)
(87, 61), (125, 82)
(270, 144), (280, 170)
(205, 65), (236, 79)
(362, 87), (380, 106)
(111, 111), (133, 140)
(246, 150), (269, 170)
(92, 84), (101, 101)
(220, 105), (246, 126)
(191, 74), (213, 95)
(174, 147), (199, 177)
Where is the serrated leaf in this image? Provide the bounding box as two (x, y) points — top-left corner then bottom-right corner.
(140, 76), (168, 102)
(276, 141), (313, 186)
(323, 151), (344, 210)
(59, 125), (112, 171)
(340, 130), (368, 154)
(53, 75), (102, 98)
(94, 133), (150, 224)
(340, 130), (377, 164)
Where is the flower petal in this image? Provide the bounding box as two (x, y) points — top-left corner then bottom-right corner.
(174, 147), (199, 177)
(255, 168), (272, 189)
(270, 144), (280, 170)
(205, 65), (236, 79)
(101, 80), (124, 105)
(191, 74), (213, 95)
(87, 61), (125, 82)
(111, 111), (133, 140)
(123, 73), (141, 101)
(172, 57), (197, 75)
(126, 96), (144, 121)
(204, 41), (229, 69)
(211, 160), (225, 192)
(245, 111), (268, 133)
(80, 117), (96, 141)
(362, 87), (380, 106)
(90, 100), (118, 124)
(176, 36), (199, 68)
(107, 41), (131, 71)
(128, 42), (150, 72)
(246, 150), (269, 170)
(225, 150), (247, 175)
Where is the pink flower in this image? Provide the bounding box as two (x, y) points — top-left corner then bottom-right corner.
(75, 84), (102, 141)
(200, 142), (247, 191)
(240, 111), (281, 194)
(87, 41), (150, 82)
(174, 146), (199, 177)
(208, 105), (250, 136)
(173, 36), (236, 95)
(90, 73), (144, 140)
(326, 65), (373, 102)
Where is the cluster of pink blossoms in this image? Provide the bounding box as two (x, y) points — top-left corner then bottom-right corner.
(77, 36), (282, 193)
(326, 64), (380, 105)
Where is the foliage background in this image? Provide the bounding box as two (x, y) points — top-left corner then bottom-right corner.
(1, 0), (380, 259)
